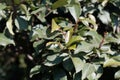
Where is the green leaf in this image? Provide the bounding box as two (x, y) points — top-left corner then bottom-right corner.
(33, 39), (45, 54)
(73, 72), (82, 80)
(0, 33), (14, 46)
(113, 55), (120, 61)
(63, 57), (74, 71)
(53, 68), (67, 80)
(31, 26), (60, 40)
(20, 4), (29, 17)
(51, 19), (60, 32)
(75, 30), (103, 54)
(75, 41), (93, 54)
(14, 0), (20, 4)
(31, 7), (46, 22)
(6, 13), (14, 35)
(98, 10), (111, 24)
(15, 16), (28, 30)
(82, 63), (96, 80)
(114, 70), (120, 79)
(30, 65), (41, 78)
(52, 0), (68, 9)
(93, 65), (103, 79)
(64, 28), (73, 43)
(105, 33), (120, 44)
(68, 2), (81, 22)
(103, 58), (120, 67)
(66, 36), (84, 47)
(71, 56), (84, 73)
(0, 3), (6, 10)
(44, 54), (64, 66)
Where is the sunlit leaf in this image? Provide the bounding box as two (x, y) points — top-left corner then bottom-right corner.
(52, 0), (68, 9)
(98, 10), (111, 24)
(51, 19), (60, 32)
(71, 56), (84, 73)
(64, 28), (73, 43)
(82, 63), (96, 80)
(44, 54), (64, 66)
(30, 65), (41, 78)
(0, 33), (14, 46)
(66, 36), (84, 47)
(68, 2), (81, 22)
(103, 58), (120, 67)
(114, 70), (120, 79)
(6, 13), (14, 35)
(0, 3), (6, 10)
(20, 4), (29, 17)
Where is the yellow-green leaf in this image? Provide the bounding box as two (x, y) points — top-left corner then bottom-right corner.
(68, 44), (76, 50)
(52, 0), (68, 9)
(6, 13), (14, 35)
(103, 58), (120, 67)
(66, 36), (84, 47)
(51, 19), (60, 32)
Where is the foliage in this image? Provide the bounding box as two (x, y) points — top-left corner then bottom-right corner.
(0, 0), (120, 80)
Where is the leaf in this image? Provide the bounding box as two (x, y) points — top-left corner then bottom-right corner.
(0, 33), (14, 46)
(14, 0), (20, 4)
(93, 65), (103, 79)
(82, 63), (96, 80)
(73, 72), (82, 80)
(20, 4), (29, 17)
(98, 10), (111, 24)
(15, 16), (28, 30)
(31, 26), (60, 40)
(68, 2), (81, 22)
(6, 13), (14, 35)
(113, 55), (120, 61)
(0, 3), (6, 10)
(53, 68), (67, 80)
(52, 0), (68, 9)
(30, 65), (41, 78)
(63, 57), (74, 71)
(71, 56), (84, 73)
(64, 28), (73, 43)
(66, 36), (84, 47)
(75, 30), (103, 54)
(105, 33), (120, 44)
(33, 39), (45, 54)
(103, 58), (120, 67)
(31, 7), (46, 22)
(75, 42), (92, 54)
(51, 19), (60, 32)
(44, 54), (64, 66)
(114, 70), (120, 79)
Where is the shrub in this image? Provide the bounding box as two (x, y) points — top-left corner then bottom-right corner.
(0, 0), (120, 80)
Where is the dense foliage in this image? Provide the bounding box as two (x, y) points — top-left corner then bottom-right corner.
(0, 0), (120, 80)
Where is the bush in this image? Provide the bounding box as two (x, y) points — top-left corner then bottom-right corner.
(0, 0), (120, 80)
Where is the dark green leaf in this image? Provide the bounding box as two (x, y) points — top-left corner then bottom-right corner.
(63, 57), (74, 71)
(53, 68), (67, 80)
(15, 16), (28, 30)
